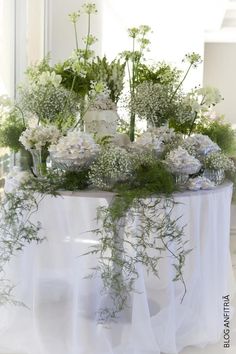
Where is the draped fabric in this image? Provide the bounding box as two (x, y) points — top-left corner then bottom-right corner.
(0, 183), (235, 354)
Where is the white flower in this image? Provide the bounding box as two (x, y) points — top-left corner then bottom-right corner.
(134, 131), (164, 154)
(134, 126), (181, 155)
(187, 176), (215, 191)
(49, 131), (100, 168)
(183, 133), (220, 156)
(89, 145), (133, 190)
(204, 151), (236, 172)
(37, 71), (62, 87)
(165, 146), (201, 175)
(19, 125), (61, 150)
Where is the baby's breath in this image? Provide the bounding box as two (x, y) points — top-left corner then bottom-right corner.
(204, 151), (236, 172)
(89, 146), (133, 190)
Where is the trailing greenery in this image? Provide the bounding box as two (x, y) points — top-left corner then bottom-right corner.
(85, 159), (190, 322)
(0, 184), (45, 303)
(0, 169), (91, 304)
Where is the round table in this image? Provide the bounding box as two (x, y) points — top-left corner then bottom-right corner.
(0, 182), (235, 354)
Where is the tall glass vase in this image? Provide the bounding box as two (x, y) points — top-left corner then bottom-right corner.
(29, 148), (48, 177)
(15, 147), (33, 171)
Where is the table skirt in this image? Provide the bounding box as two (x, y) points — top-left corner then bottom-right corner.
(0, 183), (235, 354)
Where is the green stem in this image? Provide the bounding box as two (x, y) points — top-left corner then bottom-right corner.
(84, 13), (91, 62)
(169, 63), (193, 103)
(73, 92), (98, 130)
(129, 37), (137, 142)
(73, 22), (79, 51)
(14, 105), (26, 127)
(188, 95), (205, 136)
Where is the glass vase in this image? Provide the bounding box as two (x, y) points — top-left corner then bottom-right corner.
(174, 173), (189, 188)
(203, 169), (225, 185)
(15, 148), (33, 171)
(29, 149), (48, 177)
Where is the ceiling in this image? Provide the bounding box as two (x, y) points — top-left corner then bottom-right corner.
(205, 0), (236, 42)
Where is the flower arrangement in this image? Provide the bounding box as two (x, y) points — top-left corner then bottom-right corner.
(89, 145), (133, 189)
(18, 68), (78, 130)
(49, 131), (100, 169)
(203, 151), (236, 172)
(164, 146), (201, 175)
(134, 126), (182, 156)
(19, 125), (61, 151)
(182, 133), (221, 157)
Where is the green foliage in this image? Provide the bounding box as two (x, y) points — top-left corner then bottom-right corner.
(55, 60), (90, 97)
(120, 159), (176, 194)
(85, 159), (189, 322)
(25, 55), (52, 81)
(0, 112), (25, 151)
(89, 57), (125, 103)
(54, 169), (90, 191)
(136, 62), (181, 86)
(0, 185), (45, 304)
(196, 117), (236, 154)
(56, 56), (126, 104)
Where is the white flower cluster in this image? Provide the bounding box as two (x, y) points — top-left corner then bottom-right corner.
(187, 176), (215, 191)
(183, 133), (220, 156)
(89, 93), (116, 111)
(134, 126), (181, 155)
(89, 146), (133, 190)
(37, 71), (62, 88)
(149, 126), (177, 144)
(133, 82), (172, 126)
(184, 86), (222, 115)
(165, 146), (201, 175)
(19, 125), (61, 150)
(204, 151), (236, 172)
(134, 131), (163, 154)
(49, 131), (100, 168)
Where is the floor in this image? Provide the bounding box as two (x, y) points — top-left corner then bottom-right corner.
(179, 236), (236, 354)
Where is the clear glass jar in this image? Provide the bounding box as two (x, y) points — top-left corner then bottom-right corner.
(174, 173), (189, 187)
(202, 169), (225, 185)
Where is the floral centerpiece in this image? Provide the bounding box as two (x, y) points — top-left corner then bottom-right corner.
(49, 131), (100, 170)
(0, 1), (236, 323)
(164, 146), (201, 184)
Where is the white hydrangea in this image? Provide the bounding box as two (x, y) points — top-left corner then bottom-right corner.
(165, 146), (201, 175)
(134, 131), (164, 154)
(183, 133), (221, 156)
(19, 125), (61, 150)
(187, 176), (215, 191)
(134, 126), (181, 154)
(49, 131), (100, 167)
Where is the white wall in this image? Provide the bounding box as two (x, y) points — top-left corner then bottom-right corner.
(27, 0), (44, 65)
(203, 43), (236, 126)
(101, 0), (227, 90)
(46, 0), (102, 64)
(0, 0), (15, 97)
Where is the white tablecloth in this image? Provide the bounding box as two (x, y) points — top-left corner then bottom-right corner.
(0, 183), (235, 354)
